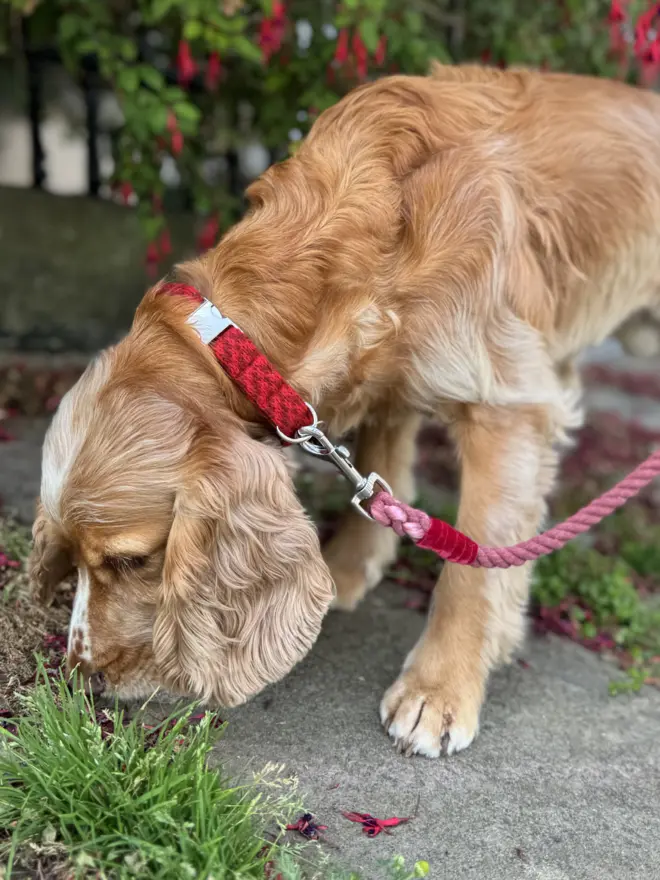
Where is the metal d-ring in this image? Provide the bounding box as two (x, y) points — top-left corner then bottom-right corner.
(275, 402), (320, 445)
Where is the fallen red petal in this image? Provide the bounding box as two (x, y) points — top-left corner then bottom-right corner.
(377, 816), (411, 827)
(286, 812), (327, 840)
(341, 810), (410, 837)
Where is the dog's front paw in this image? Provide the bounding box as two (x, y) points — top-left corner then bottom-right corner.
(380, 670), (482, 758)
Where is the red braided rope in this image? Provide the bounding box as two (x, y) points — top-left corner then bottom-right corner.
(371, 449), (660, 568)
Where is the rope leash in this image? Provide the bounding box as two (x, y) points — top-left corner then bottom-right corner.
(370, 450), (660, 568)
(159, 282), (660, 570)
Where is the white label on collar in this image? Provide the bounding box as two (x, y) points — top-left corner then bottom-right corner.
(186, 299), (236, 344)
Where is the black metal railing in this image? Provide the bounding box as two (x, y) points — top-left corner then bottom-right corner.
(19, 33), (250, 204)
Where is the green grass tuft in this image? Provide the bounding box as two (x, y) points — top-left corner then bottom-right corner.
(0, 662), (300, 879)
(0, 663), (430, 879)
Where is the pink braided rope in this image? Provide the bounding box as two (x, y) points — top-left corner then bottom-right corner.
(370, 449), (660, 569)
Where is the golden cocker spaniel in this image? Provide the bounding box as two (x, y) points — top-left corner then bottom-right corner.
(30, 63), (660, 756)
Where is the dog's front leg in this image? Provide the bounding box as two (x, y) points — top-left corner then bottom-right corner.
(324, 409), (422, 611)
(381, 403), (558, 757)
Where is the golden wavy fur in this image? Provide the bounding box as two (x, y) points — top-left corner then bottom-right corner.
(30, 63), (660, 755)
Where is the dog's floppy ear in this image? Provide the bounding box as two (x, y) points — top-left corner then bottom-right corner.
(29, 501), (74, 605)
(152, 426), (334, 706)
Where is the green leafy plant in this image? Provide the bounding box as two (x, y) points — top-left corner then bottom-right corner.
(2, 0), (450, 270)
(532, 544), (660, 693)
(600, 507), (660, 578)
(0, 517), (31, 567)
(619, 537), (660, 578)
(4, 0), (654, 269)
(533, 546), (640, 628)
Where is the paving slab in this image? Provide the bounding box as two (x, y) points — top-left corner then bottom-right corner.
(218, 584), (660, 880)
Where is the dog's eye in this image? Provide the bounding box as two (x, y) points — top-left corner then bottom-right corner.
(103, 555), (148, 573)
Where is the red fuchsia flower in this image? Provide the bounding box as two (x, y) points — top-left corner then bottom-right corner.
(607, 0), (632, 74)
(633, 2), (659, 56)
(166, 109), (184, 156)
(609, 24), (627, 59)
(145, 241), (160, 278)
(205, 51), (222, 91)
(608, 0), (627, 25)
(146, 242), (160, 263)
(259, 1), (286, 63)
(634, 3), (660, 86)
(119, 181), (133, 204)
(373, 34), (387, 66)
(334, 27), (349, 65)
(352, 31), (368, 80)
(640, 55), (660, 86)
(177, 40), (197, 87)
(158, 227), (172, 257)
(152, 193), (163, 213)
(197, 214), (220, 252)
(171, 129), (184, 156)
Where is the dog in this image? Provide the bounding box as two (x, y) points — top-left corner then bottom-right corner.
(29, 63), (660, 757)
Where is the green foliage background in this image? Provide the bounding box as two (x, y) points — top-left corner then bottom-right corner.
(1, 0), (645, 249)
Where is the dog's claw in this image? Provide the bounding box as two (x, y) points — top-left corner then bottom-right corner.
(440, 731), (451, 756)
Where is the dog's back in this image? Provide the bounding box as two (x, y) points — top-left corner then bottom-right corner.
(301, 64), (660, 361)
(432, 63), (660, 354)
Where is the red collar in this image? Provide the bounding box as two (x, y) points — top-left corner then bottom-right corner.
(158, 281), (392, 520)
(159, 282), (314, 440)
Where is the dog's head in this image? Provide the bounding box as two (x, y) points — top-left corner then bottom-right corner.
(29, 296), (334, 705)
